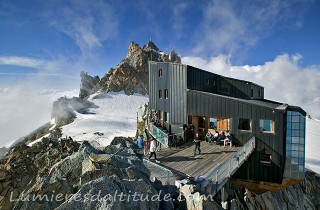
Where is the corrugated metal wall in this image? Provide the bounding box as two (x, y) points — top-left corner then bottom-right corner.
(187, 66), (263, 100)
(187, 90), (285, 183)
(149, 62), (187, 133)
(169, 64), (187, 133)
(149, 62), (170, 112)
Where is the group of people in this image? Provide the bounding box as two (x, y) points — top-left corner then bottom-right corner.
(136, 135), (160, 163)
(206, 130), (233, 147)
(193, 130), (233, 157)
(136, 128), (234, 161)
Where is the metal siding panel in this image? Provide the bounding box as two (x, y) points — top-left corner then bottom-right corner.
(222, 98), (226, 116)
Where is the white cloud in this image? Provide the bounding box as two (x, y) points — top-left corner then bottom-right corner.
(182, 54), (320, 119)
(193, 0), (313, 57)
(0, 55), (80, 86)
(49, 0), (118, 54)
(171, 2), (189, 39)
(0, 56), (44, 68)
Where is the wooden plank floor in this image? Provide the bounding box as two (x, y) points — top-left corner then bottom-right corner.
(155, 142), (240, 178)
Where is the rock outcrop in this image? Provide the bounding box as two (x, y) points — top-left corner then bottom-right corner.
(51, 97), (97, 127)
(228, 171), (320, 209)
(0, 136), (79, 210)
(79, 41), (181, 99)
(136, 103), (149, 139)
(79, 71), (100, 99)
(0, 136), (165, 210)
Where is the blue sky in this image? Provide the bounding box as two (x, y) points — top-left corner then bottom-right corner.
(0, 0), (319, 88)
(1, 0), (320, 144)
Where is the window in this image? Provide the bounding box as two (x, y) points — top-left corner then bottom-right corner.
(159, 90), (162, 98)
(284, 111), (306, 179)
(164, 112), (169, 122)
(164, 89), (169, 99)
(238, 118), (251, 131)
(158, 110), (162, 120)
(260, 153), (272, 165)
(159, 69), (163, 77)
(258, 90), (261, 98)
(209, 118), (217, 129)
(259, 119), (274, 133)
(251, 89), (253, 97)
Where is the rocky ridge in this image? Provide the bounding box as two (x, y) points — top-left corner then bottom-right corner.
(79, 41), (181, 99)
(0, 136), (170, 210)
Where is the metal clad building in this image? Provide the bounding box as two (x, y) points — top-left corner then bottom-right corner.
(149, 61), (306, 183)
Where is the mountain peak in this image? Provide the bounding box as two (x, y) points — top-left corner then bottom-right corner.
(126, 42), (142, 59)
(142, 40), (159, 52)
(80, 40), (181, 98)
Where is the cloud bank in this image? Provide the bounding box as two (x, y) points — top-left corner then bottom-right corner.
(182, 54), (320, 119)
(0, 85), (78, 147)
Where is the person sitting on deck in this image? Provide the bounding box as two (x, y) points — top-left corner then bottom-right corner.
(223, 131), (233, 147)
(216, 131), (226, 145)
(205, 131), (212, 142)
(212, 130), (219, 142)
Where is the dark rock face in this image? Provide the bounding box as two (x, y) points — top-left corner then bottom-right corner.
(51, 97), (97, 127)
(79, 71), (100, 99)
(99, 41), (181, 96)
(79, 41), (181, 98)
(1, 137), (163, 210)
(229, 170), (320, 210)
(0, 136), (79, 210)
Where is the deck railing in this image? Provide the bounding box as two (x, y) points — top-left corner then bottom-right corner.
(205, 136), (256, 196)
(143, 158), (175, 185)
(148, 123), (169, 147)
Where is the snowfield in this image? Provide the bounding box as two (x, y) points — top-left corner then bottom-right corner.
(62, 91), (149, 146)
(306, 117), (320, 174)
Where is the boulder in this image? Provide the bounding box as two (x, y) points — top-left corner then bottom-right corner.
(49, 141), (100, 186)
(56, 176), (159, 210)
(12, 176), (73, 210)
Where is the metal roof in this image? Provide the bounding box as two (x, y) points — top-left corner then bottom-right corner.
(188, 89), (284, 110)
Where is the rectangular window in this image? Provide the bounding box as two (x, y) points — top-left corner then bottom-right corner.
(251, 89), (253, 97)
(260, 153), (272, 165)
(164, 112), (169, 122)
(259, 119), (274, 133)
(158, 110), (162, 120)
(164, 89), (169, 99)
(159, 90), (162, 98)
(159, 69), (163, 77)
(238, 118), (251, 131)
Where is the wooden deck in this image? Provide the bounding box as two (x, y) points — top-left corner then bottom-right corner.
(153, 142), (240, 178)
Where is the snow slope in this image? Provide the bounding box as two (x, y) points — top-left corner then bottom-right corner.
(62, 91), (148, 146)
(305, 117), (320, 174)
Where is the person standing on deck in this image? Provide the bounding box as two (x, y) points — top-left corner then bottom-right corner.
(149, 138), (157, 160)
(193, 133), (201, 156)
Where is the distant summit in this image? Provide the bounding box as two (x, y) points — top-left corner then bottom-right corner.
(79, 41), (181, 99)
